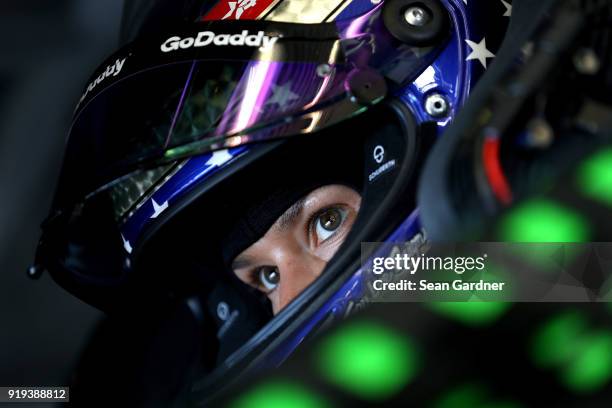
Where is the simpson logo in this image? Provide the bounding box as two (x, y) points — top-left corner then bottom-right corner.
(161, 30), (280, 53)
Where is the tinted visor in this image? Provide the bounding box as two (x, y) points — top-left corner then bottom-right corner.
(53, 12), (445, 212)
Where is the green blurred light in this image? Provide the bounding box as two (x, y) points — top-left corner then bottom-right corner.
(435, 384), (523, 408)
(428, 302), (510, 327)
(577, 148), (612, 206)
(229, 381), (331, 408)
(563, 331), (612, 393)
(498, 200), (590, 242)
(532, 312), (612, 393)
(316, 320), (418, 401)
(434, 384), (487, 408)
(531, 311), (587, 368)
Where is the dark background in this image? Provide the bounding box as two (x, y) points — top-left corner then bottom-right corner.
(0, 0), (124, 388)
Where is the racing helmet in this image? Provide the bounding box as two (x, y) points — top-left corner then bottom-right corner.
(32, 0), (510, 403)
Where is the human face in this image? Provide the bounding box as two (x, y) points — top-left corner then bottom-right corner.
(232, 185), (361, 314)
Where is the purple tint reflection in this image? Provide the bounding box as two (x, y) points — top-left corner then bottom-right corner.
(164, 61), (197, 148)
(213, 61), (348, 137)
(337, 1), (382, 39)
(220, 60), (280, 135)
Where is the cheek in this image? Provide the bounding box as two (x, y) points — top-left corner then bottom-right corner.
(269, 290), (280, 313)
(314, 237), (345, 262)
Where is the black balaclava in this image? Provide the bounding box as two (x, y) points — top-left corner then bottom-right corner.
(220, 139), (364, 268)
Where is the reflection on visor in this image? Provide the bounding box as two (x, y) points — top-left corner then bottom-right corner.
(52, 6), (448, 216)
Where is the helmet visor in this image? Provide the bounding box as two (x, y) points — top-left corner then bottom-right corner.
(53, 12), (445, 212)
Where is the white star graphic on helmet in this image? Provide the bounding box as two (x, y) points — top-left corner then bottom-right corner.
(150, 198), (169, 219)
(206, 149), (234, 167)
(463, 0), (467, 4)
(465, 37), (495, 69)
(265, 82), (300, 108)
(501, 0), (512, 17)
(121, 234), (133, 254)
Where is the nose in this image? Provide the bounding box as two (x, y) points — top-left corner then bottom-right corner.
(274, 250), (326, 313)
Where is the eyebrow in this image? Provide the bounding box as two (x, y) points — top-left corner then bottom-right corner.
(231, 195), (309, 271)
(276, 196), (308, 232)
(231, 255), (254, 271)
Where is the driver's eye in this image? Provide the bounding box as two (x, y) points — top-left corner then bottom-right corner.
(257, 266), (280, 291)
(313, 207), (348, 243)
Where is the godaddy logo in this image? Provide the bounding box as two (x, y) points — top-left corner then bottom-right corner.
(160, 30), (280, 53)
(76, 57), (127, 110)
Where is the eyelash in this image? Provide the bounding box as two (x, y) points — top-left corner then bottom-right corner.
(306, 204), (346, 245)
(247, 268), (270, 292)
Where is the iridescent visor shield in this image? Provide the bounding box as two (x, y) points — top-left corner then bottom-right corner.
(53, 6), (447, 213)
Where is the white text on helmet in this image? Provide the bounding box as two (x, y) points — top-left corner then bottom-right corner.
(76, 57), (127, 111)
(160, 30), (280, 53)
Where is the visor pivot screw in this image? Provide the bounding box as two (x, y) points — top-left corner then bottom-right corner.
(346, 69), (388, 105)
(425, 93), (449, 117)
(317, 64), (332, 77)
(27, 264), (44, 280)
(404, 6), (430, 27)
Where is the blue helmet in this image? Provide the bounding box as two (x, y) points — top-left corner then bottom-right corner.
(34, 0), (509, 402)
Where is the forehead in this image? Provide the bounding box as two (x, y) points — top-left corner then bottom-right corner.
(235, 184), (360, 262)
(271, 185), (352, 231)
